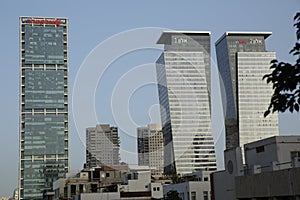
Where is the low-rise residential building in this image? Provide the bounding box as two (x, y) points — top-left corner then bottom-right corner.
(212, 136), (300, 200)
(56, 166), (164, 200)
(119, 168), (163, 199)
(164, 170), (213, 200)
(53, 166), (127, 200)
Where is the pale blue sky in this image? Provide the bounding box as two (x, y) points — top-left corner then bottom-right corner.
(0, 0), (299, 197)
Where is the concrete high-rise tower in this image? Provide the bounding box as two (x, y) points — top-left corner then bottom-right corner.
(215, 32), (279, 151)
(137, 124), (164, 176)
(156, 31), (217, 175)
(19, 16), (69, 199)
(86, 124), (120, 168)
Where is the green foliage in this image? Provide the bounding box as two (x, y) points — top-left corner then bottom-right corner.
(170, 166), (184, 184)
(164, 190), (182, 200)
(263, 12), (300, 117)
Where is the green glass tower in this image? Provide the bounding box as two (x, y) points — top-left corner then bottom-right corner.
(19, 16), (69, 199)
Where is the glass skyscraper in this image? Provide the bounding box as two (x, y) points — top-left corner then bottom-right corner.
(156, 31), (217, 175)
(215, 32), (279, 152)
(19, 16), (69, 199)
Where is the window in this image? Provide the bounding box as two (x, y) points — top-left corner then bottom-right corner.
(204, 177), (208, 181)
(63, 187), (67, 198)
(106, 172), (110, 177)
(91, 184), (97, 193)
(256, 145), (265, 153)
(291, 151), (300, 160)
(191, 191), (196, 200)
(79, 184), (84, 193)
(203, 191), (208, 200)
(70, 185), (76, 195)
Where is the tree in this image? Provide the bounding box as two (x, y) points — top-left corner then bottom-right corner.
(263, 12), (300, 117)
(164, 190), (182, 200)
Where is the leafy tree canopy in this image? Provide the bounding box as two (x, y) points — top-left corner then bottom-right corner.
(164, 190), (182, 200)
(263, 12), (300, 117)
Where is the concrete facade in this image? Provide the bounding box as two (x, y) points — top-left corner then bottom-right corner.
(86, 124), (120, 168)
(211, 136), (300, 200)
(244, 136), (300, 173)
(120, 170), (163, 199)
(53, 166), (125, 200)
(73, 192), (120, 200)
(64, 167), (163, 200)
(235, 167), (300, 199)
(164, 171), (213, 200)
(137, 124), (164, 176)
(211, 148), (243, 200)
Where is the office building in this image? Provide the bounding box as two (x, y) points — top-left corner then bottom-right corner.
(19, 16), (69, 199)
(156, 31), (217, 175)
(86, 124), (120, 168)
(215, 32), (279, 150)
(137, 124), (164, 176)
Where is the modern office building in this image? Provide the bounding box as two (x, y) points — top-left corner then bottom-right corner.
(137, 124), (164, 176)
(156, 31), (217, 175)
(19, 16), (69, 199)
(215, 32), (279, 151)
(86, 124), (120, 168)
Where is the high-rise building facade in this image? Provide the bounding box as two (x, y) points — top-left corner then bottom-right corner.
(156, 31), (217, 175)
(137, 124), (164, 176)
(86, 124), (120, 168)
(215, 32), (279, 151)
(19, 16), (69, 199)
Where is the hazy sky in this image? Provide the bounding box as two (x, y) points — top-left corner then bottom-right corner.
(0, 0), (299, 197)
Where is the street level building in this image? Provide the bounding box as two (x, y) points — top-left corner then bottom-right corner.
(86, 124), (120, 168)
(19, 16), (69, 199)
(66, 167), (163, 200)
(156, 31), (217, 175)
(53, 166), (127, 200)
(164, 170), (213, 200)
(137, 124), (164, 176)
(215, 32), (279, 151)
(211, 136), (300, 200)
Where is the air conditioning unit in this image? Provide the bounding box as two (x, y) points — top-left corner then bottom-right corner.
(271, 161), (280, 171)
(292, 157), (300, 168)
(252, 165), (261, 174)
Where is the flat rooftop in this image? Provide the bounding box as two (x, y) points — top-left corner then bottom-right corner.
(157, 31), (211, 44)
(244, 136), (300, 150)
(215, 31), (272, 45)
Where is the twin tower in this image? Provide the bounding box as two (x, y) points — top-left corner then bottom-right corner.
(156, 31), (278, 175)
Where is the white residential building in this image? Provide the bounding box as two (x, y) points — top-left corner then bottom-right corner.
(164, 171), (213, 200)
(212, 136), (300, 200)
